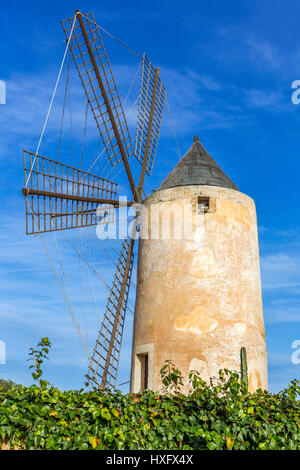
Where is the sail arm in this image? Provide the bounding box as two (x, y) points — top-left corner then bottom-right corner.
(61, 11), (137, 200)
(135, 54), (166, 180)
(87, 237), (135, 389)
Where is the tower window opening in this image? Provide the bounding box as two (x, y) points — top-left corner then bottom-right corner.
(137, 353), (149, 390)
(197, 197), (210, 214)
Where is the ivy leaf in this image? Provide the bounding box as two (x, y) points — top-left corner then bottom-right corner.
(100, 408), (111, 421)
(89, 436), (98, 449)
(225, 437), (234, 450)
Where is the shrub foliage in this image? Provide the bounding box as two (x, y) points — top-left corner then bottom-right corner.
(0, 362), (299, 450)
(0, 379), (16, 393)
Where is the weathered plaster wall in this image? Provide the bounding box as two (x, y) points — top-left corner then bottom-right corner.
(130, 185), (267, 393)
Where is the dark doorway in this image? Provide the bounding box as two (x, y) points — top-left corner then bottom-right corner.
(138, 353), (149, 390)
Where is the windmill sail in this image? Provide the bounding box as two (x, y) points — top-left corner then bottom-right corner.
(61, 12), (134, 170)
(87, 238), (134, 389)
(23, 151), (118, 234)
(135, 53), (166, 177)
(21, 9), (168, 391)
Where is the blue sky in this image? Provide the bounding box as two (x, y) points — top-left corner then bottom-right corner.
(0, 0), (300, 392)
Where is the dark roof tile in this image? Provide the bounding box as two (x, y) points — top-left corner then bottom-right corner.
(159, 136), (238, 191)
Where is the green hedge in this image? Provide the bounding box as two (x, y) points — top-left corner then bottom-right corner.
(0, 369), (299, 450)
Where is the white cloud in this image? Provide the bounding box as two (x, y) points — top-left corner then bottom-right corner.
(0, 59), (249, 167)
(261, 252), (300, 290)
(264, 304), (300, 324)
(247, 37), (279, 69)
(245, 89), (284, 109)
(260, 251), (300, 324)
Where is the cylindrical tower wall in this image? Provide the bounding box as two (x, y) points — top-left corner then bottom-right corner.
(130, 185), (267, 393)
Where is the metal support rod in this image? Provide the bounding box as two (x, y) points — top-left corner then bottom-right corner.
(22, 187), (133, 207)
(76, 10), (138, 202)
(137, 67), (160, 201)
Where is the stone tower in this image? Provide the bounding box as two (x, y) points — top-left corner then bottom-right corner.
(130, 136), (267, 393)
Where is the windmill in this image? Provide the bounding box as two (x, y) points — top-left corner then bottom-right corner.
(22, 10), (166, 390)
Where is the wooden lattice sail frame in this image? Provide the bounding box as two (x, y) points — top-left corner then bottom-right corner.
(22, 9), (166, 390)
(87, 239), (134, 389)
(23, 151), (119, 234)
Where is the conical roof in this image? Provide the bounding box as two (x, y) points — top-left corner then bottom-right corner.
(159, 136), (238, 191)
